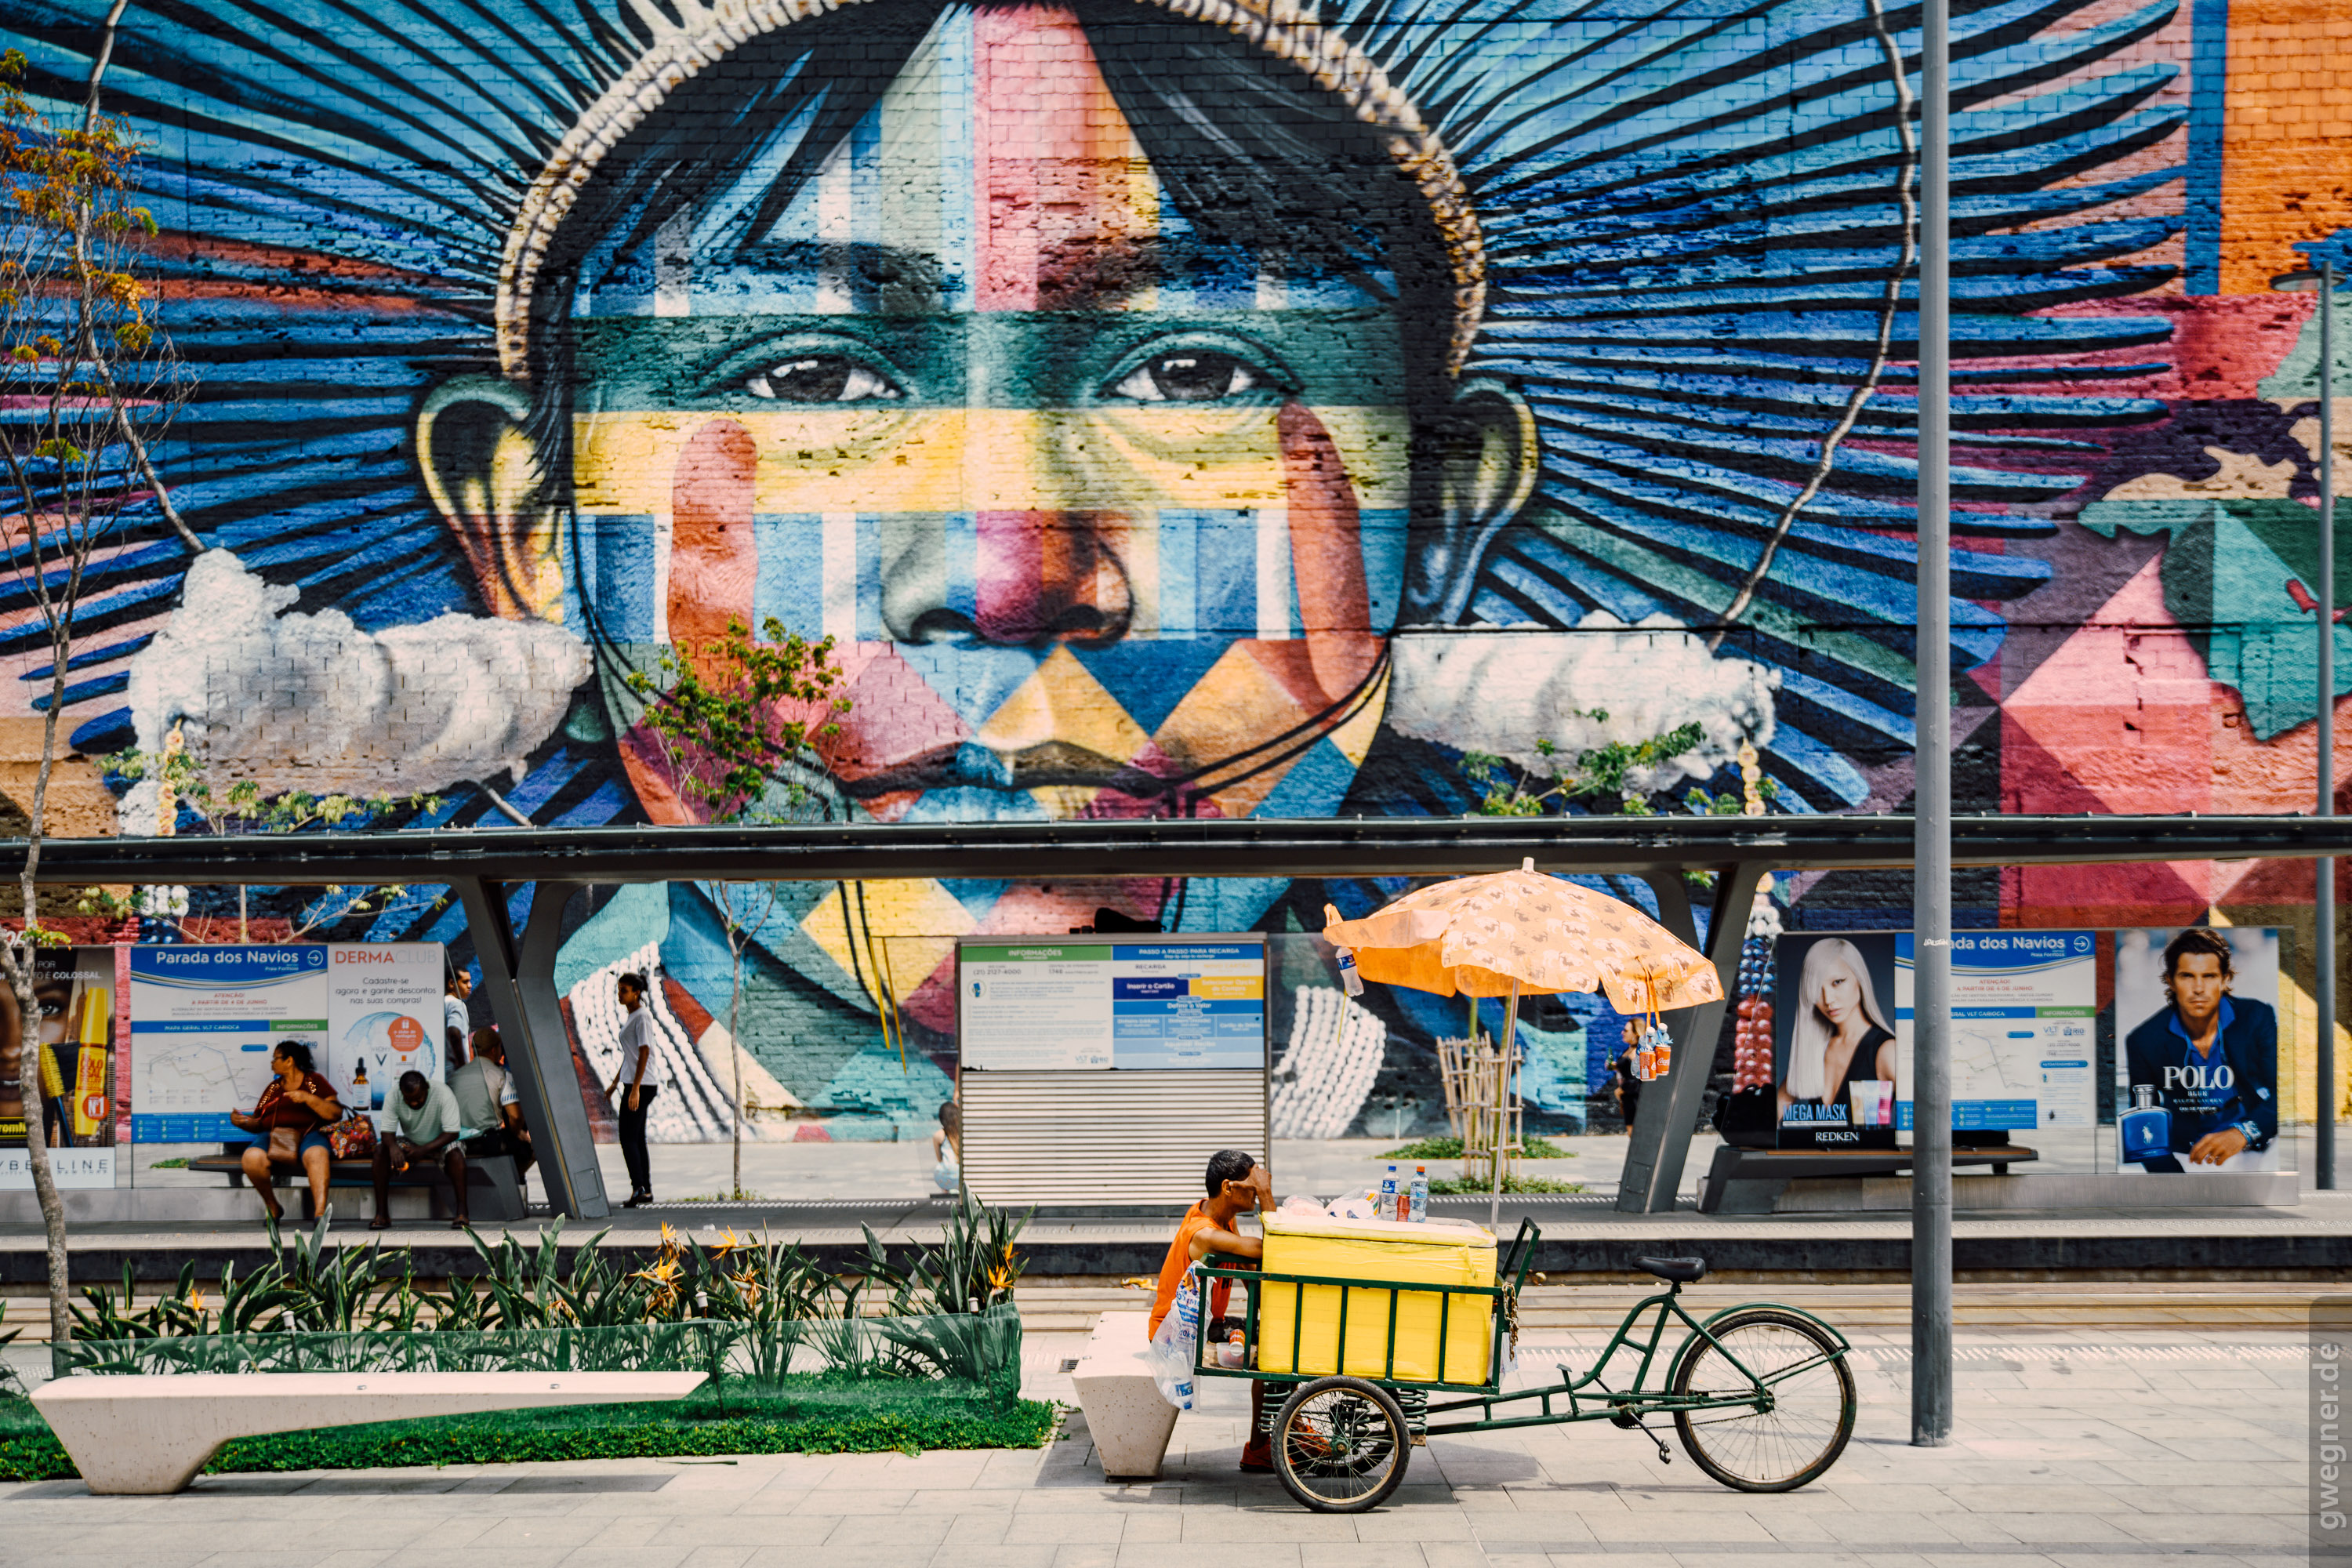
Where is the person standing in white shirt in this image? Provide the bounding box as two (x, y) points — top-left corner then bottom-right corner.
(607, 971), (664, 1207)
(444, 968), (473, 1077)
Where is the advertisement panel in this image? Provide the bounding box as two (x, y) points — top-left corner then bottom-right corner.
(960, 939), (1266, 1071)
(326, 942), (444, 1125)
(1896, 929), (2100, 1135)
(1772, 934), (1902, 1149)
(0, 948), (118, 1189)
(2114, 927), (2284, 1174)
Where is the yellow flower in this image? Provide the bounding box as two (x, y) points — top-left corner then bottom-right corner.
(710, 1228), (742, 1257)
(186, 1290), (206, 1314)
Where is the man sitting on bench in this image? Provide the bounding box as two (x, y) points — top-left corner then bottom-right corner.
(369, 1069), (470, 1230)
(451, 1025), (533, 1186)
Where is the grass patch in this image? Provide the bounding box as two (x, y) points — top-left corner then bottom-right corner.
(1425, 1174), (1584, 1195)
(1378, 1136), (1574, 1160)
(144, 1156), (191, 1170)
(0, 1384), (1056, 1483)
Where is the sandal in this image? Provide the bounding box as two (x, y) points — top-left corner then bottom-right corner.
(367, 1216), (392, 1231)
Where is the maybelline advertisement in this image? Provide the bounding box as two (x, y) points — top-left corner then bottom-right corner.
(0, 948), (120, 1189)
(2114, 927), (2285, 1174)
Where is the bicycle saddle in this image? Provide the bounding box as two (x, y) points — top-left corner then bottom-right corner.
(1635, 1255), (1707, 1284)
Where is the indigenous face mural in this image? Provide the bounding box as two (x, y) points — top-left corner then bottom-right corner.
(5, 0), (2345, 1139)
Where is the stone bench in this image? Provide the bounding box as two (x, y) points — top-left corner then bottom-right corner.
(1071, 1310), (1179, 1480)
(33, 1369), (707, 1494)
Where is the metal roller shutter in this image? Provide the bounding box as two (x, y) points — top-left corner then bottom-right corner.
(960, 1069), (1269, 1207)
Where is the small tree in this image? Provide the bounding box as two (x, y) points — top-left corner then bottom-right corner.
(0, 39), (193, 1347)
(91, 735), (442, 941)
(627, 615), (850, 1200)
(1462, 709), (1730, 817)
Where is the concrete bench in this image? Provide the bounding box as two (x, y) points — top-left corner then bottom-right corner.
(32, 1369), (706, 1494)
(1072, 1310), (1179, 1480)
(189, 1148), (530, 1223)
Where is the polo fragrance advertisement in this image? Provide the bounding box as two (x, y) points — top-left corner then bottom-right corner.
(2114, 927), (2283, 1174)
(0, 948), (120, 1189)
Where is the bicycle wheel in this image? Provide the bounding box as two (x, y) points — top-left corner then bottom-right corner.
(1271, 1375), (1411, 1512)
(1668, 1308), (1856, 1491)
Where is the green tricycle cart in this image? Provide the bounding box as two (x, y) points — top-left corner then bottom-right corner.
(1193, 1220), (1857, 1513)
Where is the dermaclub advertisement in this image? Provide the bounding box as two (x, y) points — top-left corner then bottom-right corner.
(0, 948), (119, 1189)
(129, 944), (443, 1144)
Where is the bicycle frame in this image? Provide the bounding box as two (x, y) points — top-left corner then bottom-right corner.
(1423, 1277), (1847, 1435)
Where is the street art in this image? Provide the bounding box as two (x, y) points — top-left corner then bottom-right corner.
(1, 0), (2343, 1139)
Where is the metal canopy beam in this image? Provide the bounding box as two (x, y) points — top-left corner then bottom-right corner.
(9, 813), (2352, 885)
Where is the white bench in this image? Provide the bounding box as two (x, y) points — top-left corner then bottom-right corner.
(1071, 1311), (1180, 1480)
(32, 1369), (707, 1494)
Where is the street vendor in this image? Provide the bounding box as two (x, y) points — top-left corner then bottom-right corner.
(1151, 1148), (1276, 1470)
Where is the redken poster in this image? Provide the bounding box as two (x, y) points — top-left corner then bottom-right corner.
(2114, 927), (2284, 1174)
(129, 944), (443, 1142)
(0, 948), (119, 1189)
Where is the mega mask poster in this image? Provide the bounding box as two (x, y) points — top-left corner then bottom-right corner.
(0, 949), (119, 1189)
(2114, 927), (2285, 1174)
(1773, 934), (1901, 1150)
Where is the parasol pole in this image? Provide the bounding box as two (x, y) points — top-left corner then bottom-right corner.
(1492, 978), (1519, 1228)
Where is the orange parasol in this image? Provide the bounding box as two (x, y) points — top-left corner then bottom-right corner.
(1323, 858), (1720, 1222)
(1322, 859), (1722, 1013)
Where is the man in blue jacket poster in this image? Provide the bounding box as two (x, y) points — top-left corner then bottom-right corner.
(2122, 929), (2281, 1173)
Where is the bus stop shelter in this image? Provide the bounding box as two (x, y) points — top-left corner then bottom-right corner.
(20, 811), (2352, 1219)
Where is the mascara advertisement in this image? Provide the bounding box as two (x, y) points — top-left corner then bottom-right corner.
(0, 948), (119, 1189)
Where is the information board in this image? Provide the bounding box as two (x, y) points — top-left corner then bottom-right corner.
(129, 943), (443, 1142)
(1896, 929), (2098, 1134)
(959, 939), (1266, 1070)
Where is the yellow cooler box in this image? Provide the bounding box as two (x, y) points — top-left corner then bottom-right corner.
(1254, 1213), (1497, 1385)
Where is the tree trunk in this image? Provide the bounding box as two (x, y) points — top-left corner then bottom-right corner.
(728, 936), (745, 1201)
(238, 884), (249, 944)
(16, 687), (72, 1351)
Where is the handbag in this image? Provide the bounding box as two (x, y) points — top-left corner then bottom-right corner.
(326, 1113), (376, 1160)
(267, 1125), (300, 1162)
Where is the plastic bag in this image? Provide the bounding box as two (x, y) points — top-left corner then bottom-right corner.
(1147, 1268), (1201, 1410)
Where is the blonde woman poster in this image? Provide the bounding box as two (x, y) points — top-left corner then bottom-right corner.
(1773, 935), (1900, 1151)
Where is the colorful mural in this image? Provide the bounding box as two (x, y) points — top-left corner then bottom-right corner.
(1, 0), (2344, 1139)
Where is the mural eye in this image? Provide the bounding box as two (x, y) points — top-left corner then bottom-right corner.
(1106, 350), (1264, 403)
(744, 356), (902, 403)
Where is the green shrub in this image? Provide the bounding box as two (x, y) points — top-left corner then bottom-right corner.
(1378, 1135), (1573, 1160)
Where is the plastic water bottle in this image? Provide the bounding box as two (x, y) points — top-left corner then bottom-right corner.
(1336, 946), (1363, 997)
(1409, 1163), (1428, 1222)
(1380, 1162), (1399, 1220)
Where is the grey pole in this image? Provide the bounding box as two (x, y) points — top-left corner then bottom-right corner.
(1911, 0), (1955, 1448)
(2323, 260), (2337, 1192)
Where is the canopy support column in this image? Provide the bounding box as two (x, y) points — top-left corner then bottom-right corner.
(455, 877), (611, 1219)
(1617, 860), (1765, 1214)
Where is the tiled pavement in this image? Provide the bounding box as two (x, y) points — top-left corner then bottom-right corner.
(0, 1331), (2310, 1567)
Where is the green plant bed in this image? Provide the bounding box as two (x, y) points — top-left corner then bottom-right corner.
(1425, 1174), (1584, 1195)
(0, 1385), (1058, 1483)
(1379, 1135), (1574, 1160)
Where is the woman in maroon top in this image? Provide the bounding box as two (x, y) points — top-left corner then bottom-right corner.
(230, 1040), (341, 1225)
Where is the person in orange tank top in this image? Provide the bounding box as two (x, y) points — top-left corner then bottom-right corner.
(1149, 1149), (1276, 1471)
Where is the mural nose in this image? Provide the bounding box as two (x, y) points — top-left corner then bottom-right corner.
(971, 512), (1132, 647)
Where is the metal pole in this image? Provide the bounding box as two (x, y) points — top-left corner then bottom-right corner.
(1911, 0), (1955, 1448)
(1491, 979), (1518, 1229)
(2322, 261), (2338, 1191)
